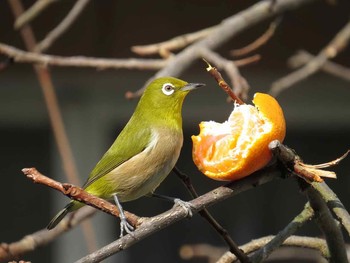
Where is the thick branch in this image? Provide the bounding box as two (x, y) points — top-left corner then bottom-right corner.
(0, 43), (166, 70)
(312, 182), (350, 236)
(75, 166), (281, 263)
(303, 183), (348, 263)
(128, 0), (317, 98)
(269, 140), (350, 262)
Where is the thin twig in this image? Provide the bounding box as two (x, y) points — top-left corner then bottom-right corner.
(270, 19), (350, 96)
(0, 42), (167, 70)
(288, 50), (350, 82)
(233, 54), (261, 67)
(131, 26), (217, 57)
(22, 168), (140, 227)
(269, 140), (346, 183)
(36, 0), (90, 52)
(173, 167), (250, 263)
(231, 17), (281, 57)
(0, 206), (96, 262)
(217, 235), (329, 263)
(250, 202), (315, 262)
(14, 0), (58, 29)
(203, 58), (246, 104)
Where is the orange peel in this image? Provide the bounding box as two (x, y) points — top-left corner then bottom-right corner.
(192, 93), (286, 181)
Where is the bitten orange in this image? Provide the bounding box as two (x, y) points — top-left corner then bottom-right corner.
(192, 93), (286, 181)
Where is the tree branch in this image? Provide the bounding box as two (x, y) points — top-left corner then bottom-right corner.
(22, 168), (140, 227)
(269, 140), (350, 262)
(202, 54), (249, 102)
(312, 182), (350, 236)
(131, 25), (217, 57)
(173, 167), (250, 263)
(250, 202), (315, 262)
(217, 235), (329, 263)
(303, 182), (348, 263)
(0, 206), (96, 262)
(8, 0), (98, 253)
(36, 0), (90, 52)
(14, 0), (58, 29)
(288, 50), (350, 82)
(127, 0), (318, 98)
(230, 17), (281, 57)
(270, 19), (350, 96)
(0, 42), (167, 70)
(75, 166), (281, 263)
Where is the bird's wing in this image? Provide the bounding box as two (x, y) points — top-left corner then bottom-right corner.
(82, 123), (152, 189)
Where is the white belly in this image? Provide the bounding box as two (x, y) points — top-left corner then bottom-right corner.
(106, 128), (183, 202)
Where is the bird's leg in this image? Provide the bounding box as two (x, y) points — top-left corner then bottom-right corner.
(113, 194), (134, 237)
(150, 193), (194, 217)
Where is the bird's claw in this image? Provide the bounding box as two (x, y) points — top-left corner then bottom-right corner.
(119, 217), (135, 238)
(174, 198), (194, 217)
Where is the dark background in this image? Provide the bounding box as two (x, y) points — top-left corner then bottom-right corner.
(1, 0), (350, 262)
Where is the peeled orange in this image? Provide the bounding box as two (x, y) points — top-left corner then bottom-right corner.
(192, 93), (286, 181)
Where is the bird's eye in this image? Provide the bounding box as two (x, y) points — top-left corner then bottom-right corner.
(162, 83), (175, 96)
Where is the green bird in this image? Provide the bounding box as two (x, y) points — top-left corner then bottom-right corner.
(47, 77), (204, 236)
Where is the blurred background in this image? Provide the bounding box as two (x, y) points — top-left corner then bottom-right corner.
(1, 0), (350, 262)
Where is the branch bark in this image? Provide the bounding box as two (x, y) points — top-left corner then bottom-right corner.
(36, 0), (90, 52)
(128, 0), (318, 98)
(173, 167), (250, 263)
(22, 168), (140, 227)
(0, 206), (96, 262)
(14, 0), (58, 29)
(303, 183), (348, 263)
(0, 42), (167, 70)
(75, 166), (281, 263)
(270, 19), (350, 96)
(288, 50), (350, 82)
(250, 202), (315, 262)
(8, 0), (97, 254)
(217, 235), (329, 263)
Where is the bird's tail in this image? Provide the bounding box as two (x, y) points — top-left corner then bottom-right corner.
(47, 201), (75, 230)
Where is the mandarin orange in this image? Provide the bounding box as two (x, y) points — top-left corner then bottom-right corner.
(192, 93), (286, 181)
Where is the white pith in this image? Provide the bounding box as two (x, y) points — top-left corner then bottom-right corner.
(201, 104), (272, 170)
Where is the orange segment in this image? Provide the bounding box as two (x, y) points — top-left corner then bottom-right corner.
(192, 93), (286, 181)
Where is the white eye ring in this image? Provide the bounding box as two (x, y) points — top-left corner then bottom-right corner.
(162, 83), (175, 96)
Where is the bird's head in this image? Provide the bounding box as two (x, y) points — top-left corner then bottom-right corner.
(139, 77), (205, 111)
(134, 77), (205, 126)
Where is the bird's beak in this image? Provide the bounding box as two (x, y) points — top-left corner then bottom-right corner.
(181, 83), (205, 91)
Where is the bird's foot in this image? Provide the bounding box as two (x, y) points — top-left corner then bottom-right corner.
(173, 198), (194, 218)
(119, 216), (135, 238)
(113, 193), (135, 237)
